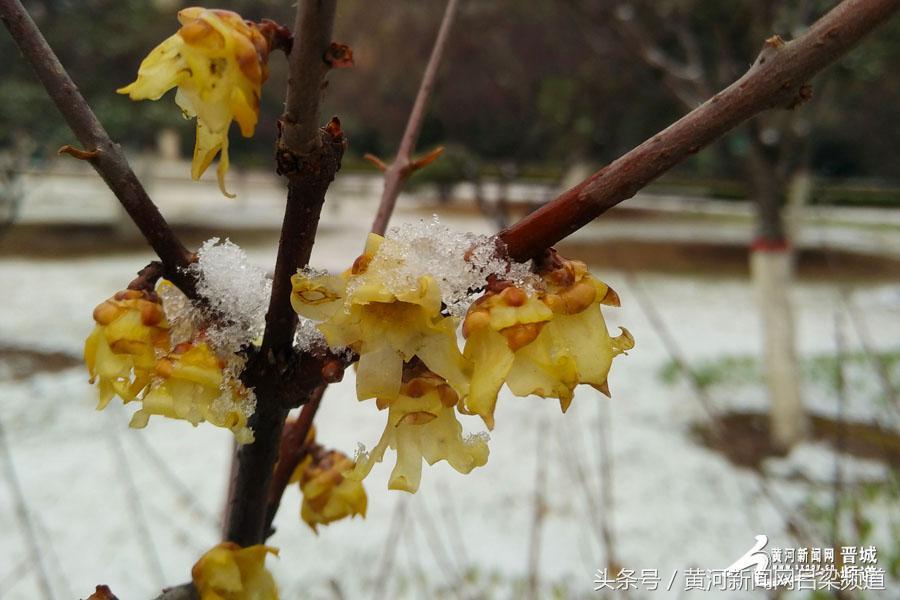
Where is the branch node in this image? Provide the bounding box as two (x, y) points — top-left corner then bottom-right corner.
(764, 34), (786, 49)
(87, 585), (120, 600)
(786, 84), (814, 109)
(257, 19), (293, 55)
(324, 115), (343, 137)
(363, 153), (388, 172)
(127, 261), (164, 295)
(321, 359), (344, 383)
(275, 118), (344, 178)
(409, 145), (445, 173)
(324, 42), (354, 69)
(57, 144), (99, 161)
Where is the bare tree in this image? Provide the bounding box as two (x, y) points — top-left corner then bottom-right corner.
(567, 0), (838, 449)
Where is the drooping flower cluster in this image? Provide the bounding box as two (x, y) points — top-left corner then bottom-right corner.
(291, 233), (469, 402)
(463, 252), (634, 426)
(84, 284), (255, 443)
(348, 367), (489, 493)
(84, 289), (170, 410)
(291, 229), (632, 493)
(192, 542), (278, 600)
(290, 431), (367, 532)
(118, 7), (271, 197)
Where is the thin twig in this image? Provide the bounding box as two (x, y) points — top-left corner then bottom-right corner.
(412, 498), (463, 599)
(127, 430), (219, 531)
(617, 270), (821, 548)
(0, 0), (195, 292)
(560, 418), (628, 596)
(0, 414), (54, 599)
(525, 419), (547, 600)
(401, 510), (430, 598)
(369, 497), (409, 600)
(594, 398), (620, 575)
(831, 311), (848, 548)
(839, 288), (898, 410)
(224, 0), (344, 547)
(0, 557), (32, 599)
(623, 270), (722, 431)
(370, 0), (460, 235)
(498, 0), (900, 261)
(421, 490), (467, 585)
(153, 583), (197, 600)
(435, 481), (471, 574)
(556, 425), (606, 565)
(263, 386), (325, 537)
(567, 0), (709, 109)
(105, 414), (165, 587)
(127, 262), (165, 295)
(31, 513), (73, 600)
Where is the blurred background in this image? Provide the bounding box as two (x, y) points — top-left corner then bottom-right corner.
(0, 0), (898, 598)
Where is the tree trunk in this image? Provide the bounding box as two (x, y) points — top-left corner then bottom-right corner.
(747, 138), (808, 451)
(751, 246), (807, 451)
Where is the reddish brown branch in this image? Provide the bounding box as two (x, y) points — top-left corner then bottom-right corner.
(224, 0), (344, 548)
(87, 585), (120, 600)
(0, 0), (195, 293)
(263, 386), (325, 537)
(154, 584), (197, 600)
(127, 261), (165, 295)
(279, 0), (340, 155)
(324, 42), (354, 69)
(58, 144), (100, 161)
(498, 0), (900, 262)
(370, 0), (459, 235)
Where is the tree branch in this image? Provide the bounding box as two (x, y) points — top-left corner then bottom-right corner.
(498, 0), (900, 262)
(0, 0), (195, 293)
(223, 0), (343, 548)
(279, 0), (339, 155)
(370, 0), (459, 235)
(263, 387), (325, 538)
(153, 583), (197, 600)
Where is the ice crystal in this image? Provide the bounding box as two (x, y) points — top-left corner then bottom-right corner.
(464, 431), (491, 446)
(188, 238), (271, 352)
(294, 316), (330, 353)
(375, 216), (536, 317)
(157, 280), (202, 346)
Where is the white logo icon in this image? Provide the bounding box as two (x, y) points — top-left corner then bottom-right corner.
(725, 534), (770, 573)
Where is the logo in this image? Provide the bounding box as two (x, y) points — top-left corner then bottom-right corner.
(725, 535), (775, 588)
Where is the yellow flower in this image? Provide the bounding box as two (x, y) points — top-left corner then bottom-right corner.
(291, 233), (469, 403)
(118, 7), (270, 197)
(84, 289), (170, 410)
(291, 445), (367, 533)
(463, 255), (633, 424)
(129, 340), (255, 444)
(348, 369), (489, 493)
(192, 542), (278, 600)
(461, 284), (553, 428)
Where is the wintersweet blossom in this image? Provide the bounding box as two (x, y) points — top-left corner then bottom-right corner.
(84, 289), (170, 410)
(348, 369), (489, 493)
(461, 284), (553, 428)
(129, 340), (255, 444)
(463, 254), (634, 423)
(291, 233), (469, 402)
(291, 444), (367, 532)
(192, 542), (278, 600)
(118, 7), (270, 197)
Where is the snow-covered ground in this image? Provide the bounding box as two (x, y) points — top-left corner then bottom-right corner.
(1, 214), (898, 599)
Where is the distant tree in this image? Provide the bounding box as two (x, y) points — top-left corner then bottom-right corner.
(569, 0), (899, 450)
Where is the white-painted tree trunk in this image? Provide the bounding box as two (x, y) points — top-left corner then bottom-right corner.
(751, 248), (808, 451)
